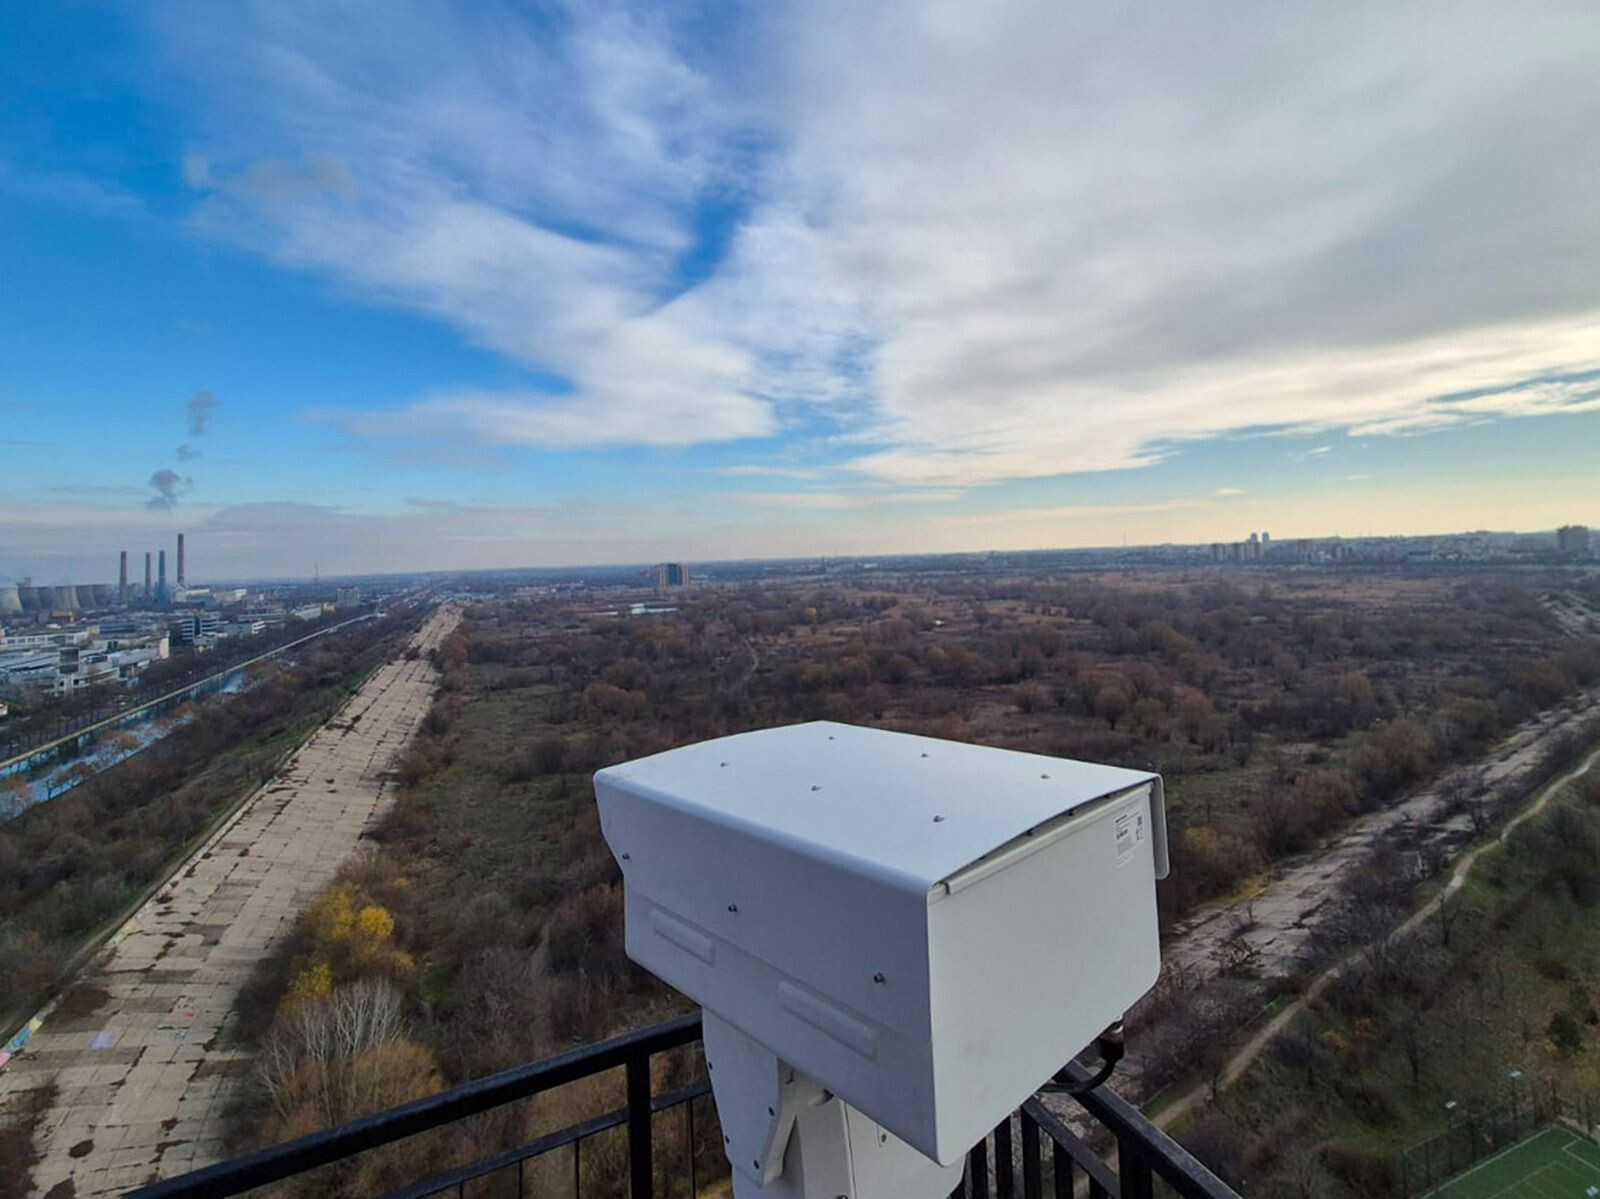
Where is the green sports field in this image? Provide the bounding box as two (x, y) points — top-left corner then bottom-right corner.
(1426, 1128), (1600, 1199)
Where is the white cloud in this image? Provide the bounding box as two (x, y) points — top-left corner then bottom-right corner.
(1214, 487), (1244, 497)
(158, 2), (1600, 480)
(170, 3), (775, 450)
(0, 162), (145, 216)
(1346, 376), (1600, 436)
(932, 498), (1211, 531)
(714, 464), (823, 479)
(738, 489), (962, 510)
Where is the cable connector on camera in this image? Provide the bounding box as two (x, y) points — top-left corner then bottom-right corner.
(1040, 1020), (1126, 1096)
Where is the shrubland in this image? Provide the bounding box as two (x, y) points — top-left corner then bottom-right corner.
(229, 569), (1600, 1190)
(1170, 762), (1600, 1198)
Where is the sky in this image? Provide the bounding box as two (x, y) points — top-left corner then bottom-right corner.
(2, 1), (1598, 583)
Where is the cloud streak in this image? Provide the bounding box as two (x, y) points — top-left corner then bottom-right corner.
(737, 489), (962, 510)
(156, 1), (1600, 485)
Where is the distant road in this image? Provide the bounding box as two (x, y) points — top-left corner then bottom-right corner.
(0, 613), (377, 779)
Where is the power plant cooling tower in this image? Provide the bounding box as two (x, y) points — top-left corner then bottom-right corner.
(17, 585), (39, 612)
(91, 585), (113, 607)
(0, 586), (20, 616)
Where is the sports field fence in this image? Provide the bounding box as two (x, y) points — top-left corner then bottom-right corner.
(1400, 1081), (1599, 1196)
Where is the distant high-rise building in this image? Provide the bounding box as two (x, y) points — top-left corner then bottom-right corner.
(654, 563), (691, 592)
(177, 532), (186, 587)
(144, 552), (153, 600)
(1558, 525), (1591, 558)
(335, 585), (361, 609)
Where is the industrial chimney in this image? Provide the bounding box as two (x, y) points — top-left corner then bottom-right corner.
(119, 550), (128, 601)
(158, 549), (167, 603)
(177, 533), (186, 588)
(144, 552), (152, 600)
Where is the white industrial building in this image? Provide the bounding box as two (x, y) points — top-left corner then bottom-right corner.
(0, 622), (170, 696)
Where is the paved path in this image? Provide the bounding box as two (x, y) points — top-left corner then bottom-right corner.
(1035, 686), (1600, 1144)
(1159, 688), (1600, 989)
(0, 605), (458, 1197)
(1153, 735), (1600, 1132)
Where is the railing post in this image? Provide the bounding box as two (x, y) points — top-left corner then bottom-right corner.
(995, 1116), (1014, 1199)
(1118, 1132), (1154, 1199)
(1051, 1142), (1072, 1199)
(686, 1096), (698, 1199)
(627, 1055), (653, 1199)
(969, 1137), (991, 1199)
(1020, 1110), (1042, 1199)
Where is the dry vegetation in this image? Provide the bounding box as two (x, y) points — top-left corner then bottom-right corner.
(1179, 763), (1600, 1198)
(225, 568), (1600, 1191)
(0, 611), (419, 1027)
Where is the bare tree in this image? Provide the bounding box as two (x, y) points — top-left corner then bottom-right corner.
(1395, 1015), (1426, 1087)
(257, 979), (408, 1123)
(1214, 934), (1262, 979)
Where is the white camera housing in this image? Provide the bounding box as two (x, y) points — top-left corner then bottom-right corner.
(596, 722), (1167, 1194)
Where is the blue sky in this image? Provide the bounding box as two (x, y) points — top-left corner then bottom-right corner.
(2, 1), (1598, 582)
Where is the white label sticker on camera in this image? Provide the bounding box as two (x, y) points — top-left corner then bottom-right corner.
(1114, 809), (1144, 866)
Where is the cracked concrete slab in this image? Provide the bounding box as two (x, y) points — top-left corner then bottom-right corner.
(0, 605), (459, 1197)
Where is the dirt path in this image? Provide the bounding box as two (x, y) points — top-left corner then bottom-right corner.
(0, 605), (459, 1197)
(1152, 732), (1600, 1132)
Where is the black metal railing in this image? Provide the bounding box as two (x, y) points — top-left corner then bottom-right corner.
(128, 1013), (1238, 1199)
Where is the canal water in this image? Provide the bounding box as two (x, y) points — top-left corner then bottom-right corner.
(0, 666), (254, 822)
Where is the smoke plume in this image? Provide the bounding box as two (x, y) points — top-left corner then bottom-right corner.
(186, 389), (220, 436)
(146, 469), (193, 510)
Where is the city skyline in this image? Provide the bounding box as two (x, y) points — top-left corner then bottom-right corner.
(4, 513), (1594, 591)
(4, 3), (1600, 580)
